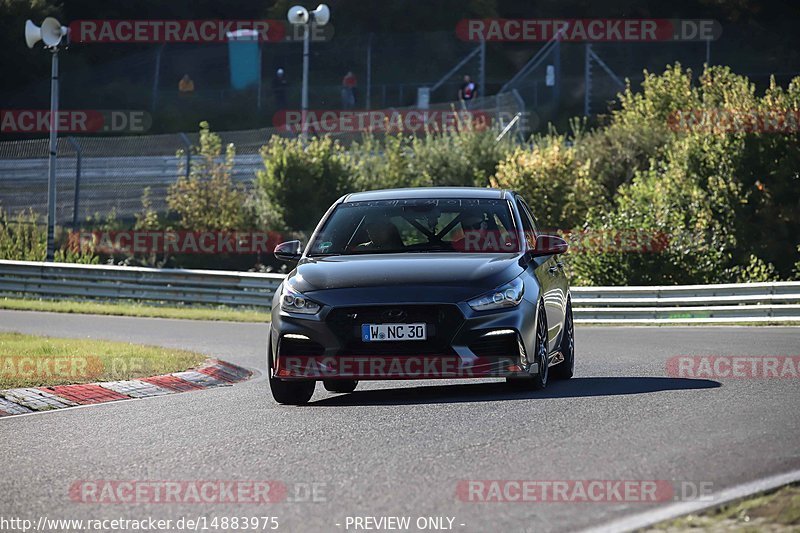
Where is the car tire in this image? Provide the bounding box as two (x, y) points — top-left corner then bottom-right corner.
(323, 379), (358, 393)
(268, 338), (315, 405)
(552, 300), (575, 380)
(270, 377), (315, 405)
(507, 302), (548, 390)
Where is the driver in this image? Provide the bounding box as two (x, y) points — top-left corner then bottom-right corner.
(453, 209), (489, 251)
(358, 215), (405, 251)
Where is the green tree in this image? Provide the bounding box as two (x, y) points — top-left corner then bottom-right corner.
(254, 136), (353, 232)
(491, 132), (605, 229)
(167, 122), (251, 231)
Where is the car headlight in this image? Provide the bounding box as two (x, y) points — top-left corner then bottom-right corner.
(468, 277), (524, 311)
(280, 286), (321, 315)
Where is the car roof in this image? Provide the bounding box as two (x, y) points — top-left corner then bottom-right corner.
(343, 187), (511, 202)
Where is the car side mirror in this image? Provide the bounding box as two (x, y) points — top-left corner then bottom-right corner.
(530, 234), (568, 257)
(274, 240), (303, 262)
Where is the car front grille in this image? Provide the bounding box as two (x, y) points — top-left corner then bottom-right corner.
(326, 304), (463, 356)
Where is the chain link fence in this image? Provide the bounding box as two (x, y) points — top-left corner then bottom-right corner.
(0, 92), (524, 225)
(497, 23), (800, 125)
(2, 23), (798, 225)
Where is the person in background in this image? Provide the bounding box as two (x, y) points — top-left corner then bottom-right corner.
(178, 74), (195, 96)
(272, 68), (288, 111)
(341, 71), (357, 109)
(458, 74), (476, 109)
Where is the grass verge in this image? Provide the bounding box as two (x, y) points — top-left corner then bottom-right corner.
(0, 332), (208, 389)
(0, 297), (270, 322)
(648, 483), (800, 532)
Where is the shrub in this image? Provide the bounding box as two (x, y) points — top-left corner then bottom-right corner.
(0, 208), (97, 263)
(0, 209), (45, 261)
(727, 255), (780, 283)
(575, 64), (699, 196)
(795, 246), (800, 280)
(519, 64), (800, 285)
(134, 187), (162, 231)
(567, 133), (747, 285)
(349, 133), (417, 191)
(491, 132), (606, 229)
(409, 127), (513, 188)
(350, 127), (513, 192)
(168, 122), (251, 231)
(254, 136), (353, 232)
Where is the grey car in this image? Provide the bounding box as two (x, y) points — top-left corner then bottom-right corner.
(268, 187), (574, 405)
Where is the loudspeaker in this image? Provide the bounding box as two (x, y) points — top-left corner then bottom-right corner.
(287, 6), (309, 25)
(311, 5), (330, 26)
(25, 19), (41, 48)
(25, 17), (66, 49)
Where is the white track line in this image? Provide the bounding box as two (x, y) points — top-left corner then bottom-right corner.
(582, 468), (800, 533)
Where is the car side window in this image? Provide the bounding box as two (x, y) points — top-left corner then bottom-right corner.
(519, 200), (540, 234)
(515, 198), (536, 249)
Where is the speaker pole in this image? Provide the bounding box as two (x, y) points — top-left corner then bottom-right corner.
(46, 48), (59, 261)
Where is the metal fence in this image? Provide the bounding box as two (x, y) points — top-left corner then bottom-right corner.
(0, 91), (524, 225)
(2, 260), (798, 323)
(571, 283), (800, 323)
(2, 31), (497, 116)
(0, 259), (283, 308)
(4, 23), (793, 128)
(2, 23), (799, 230)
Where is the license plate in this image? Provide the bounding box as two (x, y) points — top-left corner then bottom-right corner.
(362, 323), (427, 342)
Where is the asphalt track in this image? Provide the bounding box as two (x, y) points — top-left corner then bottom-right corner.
(0, 310), (798, 532)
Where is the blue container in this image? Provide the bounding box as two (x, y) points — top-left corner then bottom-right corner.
(227, 29), (260, 90)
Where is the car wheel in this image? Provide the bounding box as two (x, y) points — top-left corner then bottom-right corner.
(507, 302), (548, 390)
(323, 379), (358, 393)
(552, 300), (575, 380)
(268, 339), (315, 405)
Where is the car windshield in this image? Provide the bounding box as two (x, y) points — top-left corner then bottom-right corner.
(307, 198), (521, 255)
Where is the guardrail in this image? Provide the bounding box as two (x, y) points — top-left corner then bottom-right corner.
(1, 260), (799, 323)
(571, 283), (800, 323)
(0, 260), (283, 309)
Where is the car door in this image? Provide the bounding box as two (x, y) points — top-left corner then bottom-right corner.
(517, 198), (565, 351)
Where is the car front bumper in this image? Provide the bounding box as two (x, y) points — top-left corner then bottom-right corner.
(270, 296), (540, 381)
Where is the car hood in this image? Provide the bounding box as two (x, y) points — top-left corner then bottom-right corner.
(288, 253), (524, 294)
